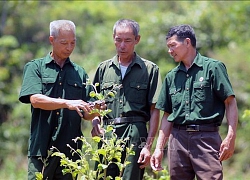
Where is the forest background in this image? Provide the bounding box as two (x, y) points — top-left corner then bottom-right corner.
(0, 1), (250, 179)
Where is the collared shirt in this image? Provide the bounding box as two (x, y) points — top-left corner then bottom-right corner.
(93, 53), (161, 121)
(156, 52), (235, 125)
(19, 53), (91, 157)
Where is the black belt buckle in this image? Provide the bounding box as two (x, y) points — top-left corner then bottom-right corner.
(186, 125), (199, 132)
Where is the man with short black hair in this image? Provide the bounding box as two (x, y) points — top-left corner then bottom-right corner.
(150, 24), (238, 180)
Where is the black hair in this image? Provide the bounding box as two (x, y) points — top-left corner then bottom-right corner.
(166, 24), (196, 47)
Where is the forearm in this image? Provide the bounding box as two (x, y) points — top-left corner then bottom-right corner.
(218, 96), (238, 161)
(155, 112), (173, 150)
(30, 94), (68, 110)
(145, 108), (160, 150)
(225, 96), (238, 139)
(30, 94), (102, 120)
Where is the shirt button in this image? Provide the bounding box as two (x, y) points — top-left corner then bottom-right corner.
(59, 82), (62, 85)
(56, 112), (60, 115)
(55, 127), (58, 129)
(74, 83), (77, 87)
(186, 74), (189, 78)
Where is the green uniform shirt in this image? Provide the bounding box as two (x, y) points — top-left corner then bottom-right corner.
(19, 53), (91, 157)
(156, 52), (235, 125)
(93, 53), (161, 121)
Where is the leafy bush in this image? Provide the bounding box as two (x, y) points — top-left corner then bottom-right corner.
(36, 125), (135, 180)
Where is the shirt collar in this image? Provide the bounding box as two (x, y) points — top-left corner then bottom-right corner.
(44, 52), (74, 66)
(178, 52), (203, 71)
(192, 52), (203, 67)
(109, 52), (143, 69)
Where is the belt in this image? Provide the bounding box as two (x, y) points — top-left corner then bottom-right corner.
(173, 124), (219, 132)
(103, 117), (146, 125)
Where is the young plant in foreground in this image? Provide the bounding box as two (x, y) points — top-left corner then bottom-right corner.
(93, 126), (135, 180)
(50, 125), (135, 180)
(36, 80), (134, 180)
(85, 79), (122, 119)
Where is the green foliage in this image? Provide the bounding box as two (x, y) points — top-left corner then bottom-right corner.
(84, 78), (120, 117)
(35, 80), (135, 180)
(144, 168), (170, 180)
(36, 126), (135, 180)
(221, 110), (250, 179)
(0, 35), (18, 48)
(93, 126), (135, 179)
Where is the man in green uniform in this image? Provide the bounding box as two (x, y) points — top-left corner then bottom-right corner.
(19, 20), (100, 180)
(150, 24), (238, 180)
(91, 19), (161, 180)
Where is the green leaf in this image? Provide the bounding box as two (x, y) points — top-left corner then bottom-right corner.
(96, 93), (104, 100)
(92, 136), (102, 142)
(35, 172), (43, 180)
(91, 156), (100, 163)
(52, 152), (66, 159)
(94, 82), (100, 87)
(89, 91), (96, 98)
(97, 149), (106, 156)
(107, 91), (115, 97)
(99, 164), (109, 170)
(106, 125), (114, 133)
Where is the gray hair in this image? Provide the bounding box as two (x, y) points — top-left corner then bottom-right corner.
(113, 19), (140, 37)
(50, 20), (76, 37)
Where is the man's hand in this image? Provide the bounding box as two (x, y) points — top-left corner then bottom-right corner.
(219, 135), (236, 161)
(150, 148), (164, 171)
(66, 100), (93, 118)
(88, 100), (107, 110)
(137, 146), (151, 169)
(91, 117), (104, 137)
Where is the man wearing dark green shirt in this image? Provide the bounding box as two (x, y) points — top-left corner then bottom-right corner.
(150, 24), (238, 180)
(91, 19), (161, 180)
(19, 20), (100, 180)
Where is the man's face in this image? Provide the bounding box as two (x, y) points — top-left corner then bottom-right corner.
(113, 26), (140, 60)
(166, 35), (188, 63)
(50, 29), (76, 60)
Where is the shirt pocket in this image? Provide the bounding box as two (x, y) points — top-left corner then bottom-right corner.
(67, 80), (83, 99)
(169, 87), (182, 109)
(127, 82), (147, 104)
(193, 81), (212, 102)
(42, 77), (56, 95)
